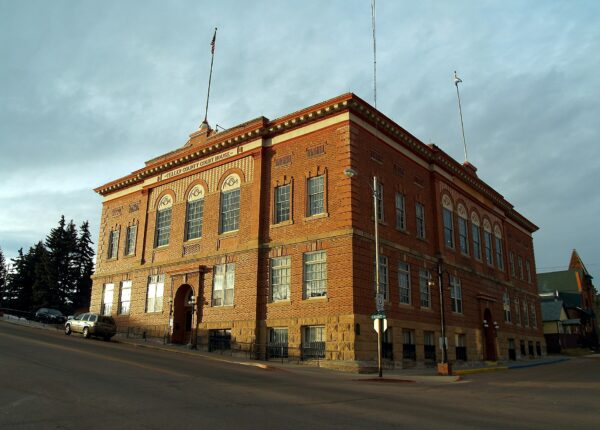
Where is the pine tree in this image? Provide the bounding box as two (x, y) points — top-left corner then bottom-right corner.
(0, 247), (8, 308)
(8, 248), (35, 311)
(73, 221), (94, 311)
(45, 216), (79, 309)
(31, 242), (52, 309)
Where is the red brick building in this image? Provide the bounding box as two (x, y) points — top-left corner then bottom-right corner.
(91, 93), (545, 370)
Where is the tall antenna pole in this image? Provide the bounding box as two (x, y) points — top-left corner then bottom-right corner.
(371, 0), (377, 109)
(454, 71), (468, 162)
(203, 27), (217, 127)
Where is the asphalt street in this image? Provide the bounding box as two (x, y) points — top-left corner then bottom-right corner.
(1, 321), (599, 429)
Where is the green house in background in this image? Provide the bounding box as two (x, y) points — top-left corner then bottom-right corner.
(537, 250), (598, 351)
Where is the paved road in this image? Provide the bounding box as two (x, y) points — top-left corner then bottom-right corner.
(1, 322), (599, 429)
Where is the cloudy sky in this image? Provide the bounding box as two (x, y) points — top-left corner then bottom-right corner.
(1, 0), (599, 276)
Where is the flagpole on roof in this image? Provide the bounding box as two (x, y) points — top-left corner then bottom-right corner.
(454, 70), (468, 163)
(202, 27), (217, 128)
(371, 0), (377, 110)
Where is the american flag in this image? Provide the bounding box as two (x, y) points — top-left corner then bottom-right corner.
(210, 28), (217, 54)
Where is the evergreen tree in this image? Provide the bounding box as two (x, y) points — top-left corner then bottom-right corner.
(8, 248), (35, 311)
(45, 216), (78, 309)
(73, 221), (94, 311)
(0, 247), (8, 308)
(30, 242), (52, 309)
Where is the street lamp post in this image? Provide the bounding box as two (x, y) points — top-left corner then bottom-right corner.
(345, 168), (384, 378)
(435, 259), (451, 375)
(187, 294), (196, 349)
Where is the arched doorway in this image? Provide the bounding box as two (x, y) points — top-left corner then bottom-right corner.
(483, 308), (497, 361)
(172, 284), (194, 344)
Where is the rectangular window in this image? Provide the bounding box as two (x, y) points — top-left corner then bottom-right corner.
(424, 330), (436, 361)
(268, 328), (289, 358)
(274, 184), (291, 223)
(514, 298), (521, 325)
(518, 256), (524, 280)
(146, 274), (164, 313)
(523, 299), (529, 327)
(402, 329), (416, 360)
(526, 260), (532, 283)
(395, 193), (405, 230)
(509, 251), (516, 276)
(508, 338), (516, 361)
(416, 203), (426, 239)
(374, 182), (384, 222)
(101, 283), (114, 316)
(155, 208), (172, 247)
(304, 251), (327, 298)
(108, 230), (119, 259)
(124, 225), (137, 256)
(443, 208), (454, 248)
(520, 340), (526, 356)
(419, 269), (430, 308)
(119, 280), (132, 315)
(270, 256), (291, 302)
(209, 329), (231, 352)
(220, 189), (240, 233)
(458, 217), (469, 254)
(495, 237), (504, 270)
(186, 199), (204, 240)
(472, 224), (482, 260)
(455, 334), (467, 361)
(374, 255), (389, 300)
(484, 231), (493, 266)
(307, 175), (325, 216)
(398, 262), (411, 304)
(302, 326), (325, 359)
(503, 291), (512, 323)
(212, 263), (235, 306)
(450, 276), (463, 314)
(530, 304), (537, 328)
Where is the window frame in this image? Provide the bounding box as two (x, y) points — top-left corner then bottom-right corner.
(107, 229), (119, 259)
(119, 280), (132, 315)
(398, 262), (411, 305)
(270, 256), (291, 302)
(450, 276), (463, 314)
(303, 250), (327, 299)
(101, 283), (114, 316)
(395, 192), (405, 230)
(443, 208), (455, 249)
(419, 268), (431, 308)
(415, 202), (426, 239)
(307, 175), (325, 217)
(146, 274), (165, 313)
(185, 198), (205, 241)
(274, 183), (291, 224)
(212, 263), (236, 307)
(155, 207), (172, 247)
(124, 224), (137, 256)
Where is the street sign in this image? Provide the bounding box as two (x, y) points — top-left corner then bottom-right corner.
(375, 293), (384, 311)
(371, 312), (386, 320)
(373, 318), (388, 333)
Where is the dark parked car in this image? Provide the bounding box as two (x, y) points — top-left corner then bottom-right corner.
(35, 308), (67, 324)
(64, 312), (117, 341)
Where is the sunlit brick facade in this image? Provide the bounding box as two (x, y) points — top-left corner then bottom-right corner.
(91, 93), (545, 370)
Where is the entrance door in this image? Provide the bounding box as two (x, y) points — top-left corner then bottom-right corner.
(172, 284), (193, 344)
(483, 308), (497, 361)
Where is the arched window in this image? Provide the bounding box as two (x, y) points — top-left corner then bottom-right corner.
(483, 219), (493, 266)
(185, 184), (205, 241)
(220, 173), (240, 233)
(471, 212), (481, 260)
(494, 225), (504, 271)
(155, 194), (173, 247)
(457, 204), (469, 255)
(442, 195), (454, 249)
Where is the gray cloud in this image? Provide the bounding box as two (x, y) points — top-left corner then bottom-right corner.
(1, 0), (599, 275)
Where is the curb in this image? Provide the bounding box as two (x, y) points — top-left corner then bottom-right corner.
(508, 358), (569, 369)
(453, 366), (508, 376)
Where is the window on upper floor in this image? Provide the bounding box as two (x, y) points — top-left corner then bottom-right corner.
(186, 184), (205, 241)
(375, 181), (384, 222)
(374, 255), (389, 300)
(518, 256), (524, 280)
(270, 256), (291, 302)
(398, 262), (411, 305)
(107, 229), (119, 259)
(419, 269), (431, 308)
(212, 263), (235, 306)
(530, 303), (537, 328)
(522, 298), (529, 327)
(307, 175), (325, 217)
(442, 195), (454, 249)
(303, 250), (327, 298)
(483, 220), (493, 266)
(450, 276), (463, 314)
(457, 204), (469, 255)
(155, 195), (173, 247)
(395, 193), (405, 230)
(526, 260), (532, 283)
(471, 212), (482, 260)
(503, 291), (511, 323)
(220, 174), (241, 233)
(514, 297), (521, 325)
(509, 251), (516, 277)
(274, 183), (291, 223)
(416, 202), (426, 239)
(494, 226), (504, 271)
(124, 224), (137, 256)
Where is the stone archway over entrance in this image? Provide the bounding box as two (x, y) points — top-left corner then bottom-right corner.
(483, 308), (497, 361)
(172, 284), (194, 344)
